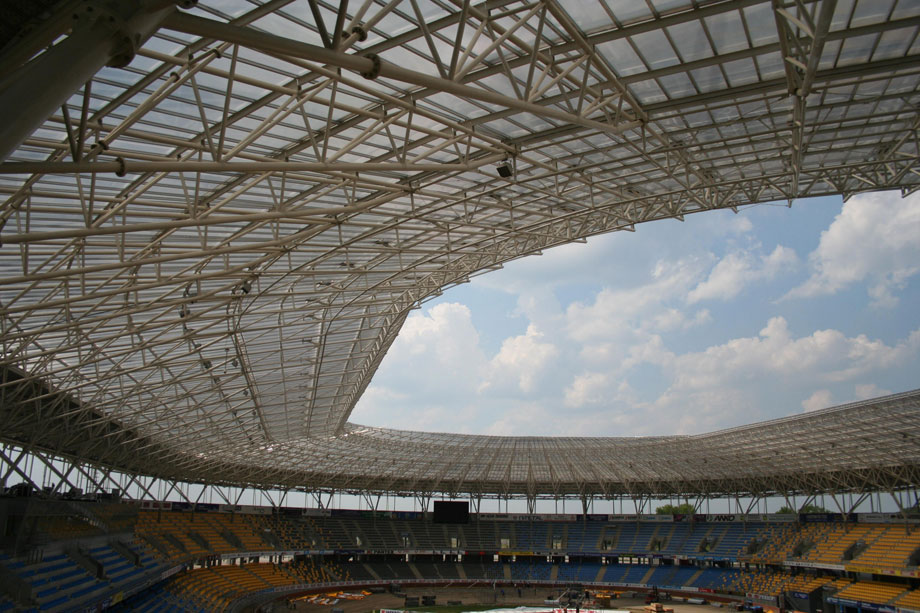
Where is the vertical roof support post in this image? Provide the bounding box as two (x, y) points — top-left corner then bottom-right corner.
(416, 492), (431, 514)
(888, 490), (912, 534)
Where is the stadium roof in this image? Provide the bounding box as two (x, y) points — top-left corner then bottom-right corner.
(1, 0), (919, 500)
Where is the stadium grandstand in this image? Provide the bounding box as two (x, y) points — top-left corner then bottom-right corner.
(0, 0), (919, 611)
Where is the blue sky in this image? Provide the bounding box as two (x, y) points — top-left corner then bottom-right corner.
(351, 190), (920, 437)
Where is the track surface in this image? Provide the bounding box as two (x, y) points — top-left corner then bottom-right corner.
(288, 590), (744, 613)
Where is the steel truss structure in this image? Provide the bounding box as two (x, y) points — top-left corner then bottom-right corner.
(0, 0), (919, 500)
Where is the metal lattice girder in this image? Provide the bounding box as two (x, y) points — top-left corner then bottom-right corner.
(1, 0), (919, 497)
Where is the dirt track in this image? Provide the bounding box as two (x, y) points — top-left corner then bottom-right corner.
(285, 588), (742, 613)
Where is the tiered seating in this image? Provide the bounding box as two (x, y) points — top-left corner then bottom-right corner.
(11, 502), (920, 612)
(620, 564), (652, 584)
(516, 523), (549, 550)
(166, 563), (285, 611)
(0, 551), (105, 611)
(646, 566), (676, 585)
(835, 580), (908, 605)
(107, 582), (202, 613)
(725, 569), (793, 596)
(827, 577), (853, 592)
(465, 520), (498, 550)
(90, 502), (139, 533)
(365, 560), (400, 580)
(438, 562), (460, 578)
(509, 559), (551, 581)
(302, 517), (334, 548)
(414, 560), (444, 579)
(675, 566), (700, 586)
(460, 561), (503, 580)
(556, 561), (601, 582)
(349, 516), (405, 550)
(676, 524), (711, 556)
(246, 563), (298, 587)
(785, 574), (833, 593)
(850, 526), (920, 569)
(496, 523), (516, 549)
(87, 545), (139, 584)
(742, 524), (793, 561)
(692, 568), (739, 590)
(205, 513), (267, 552)
(137, 511), (269, 561)
(600, 564), (626, 583)
(325, 559), (350, 581)
(34, 515), (101, 542)
(658, 524), (690, 555)
(384, 560), (416, 580)
(167, 567), (229, 610)
(801, 524), (883, 565)
(895, 588), (920, 610)
(411, 520), (441, 550)
(339, 561), (376, 581)
(287, 559), (337, 584)
(571, 522), (603, 552)
(135, 512), (191, 559)
(709, 523), (760, 558)
(317, 518), (351, 549)
(649, 565), (698, 588)
(615, 523), (658, 554)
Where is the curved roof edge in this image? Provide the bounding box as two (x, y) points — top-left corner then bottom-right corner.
(3, 365), (917, 498)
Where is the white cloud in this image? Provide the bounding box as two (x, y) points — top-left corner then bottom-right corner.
(566, 257), (707, 344)
(350, 302), (488, 427)
(395, 302), (482, 360)
(802, 389), (833, 412)
(563, 372), (610, 408)
(623, 335), (674, 370)
(480, 325), (557, 393)
(355, 197), (920, 439)
(688, 245), (798, 303)
(730, 216), (754, 234)
(786, 191), (920, 306)
(665, 317), (919, 389)
(614, 317), (920, 431)
(854, 383), (891, 400)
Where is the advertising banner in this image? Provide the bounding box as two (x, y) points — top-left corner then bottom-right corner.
(857, 513), (920, 524)
(140, 500), (172, 510)
(844, 564), (920, 578)
(217, 504), (271, 515)
(784, 560), (845, 571)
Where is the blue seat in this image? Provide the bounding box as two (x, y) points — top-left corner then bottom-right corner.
(49, 568), (83, 582)
(40, 595), (68, 610)
(71, 583), (102, 599)
(60, 575), (93, 590)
